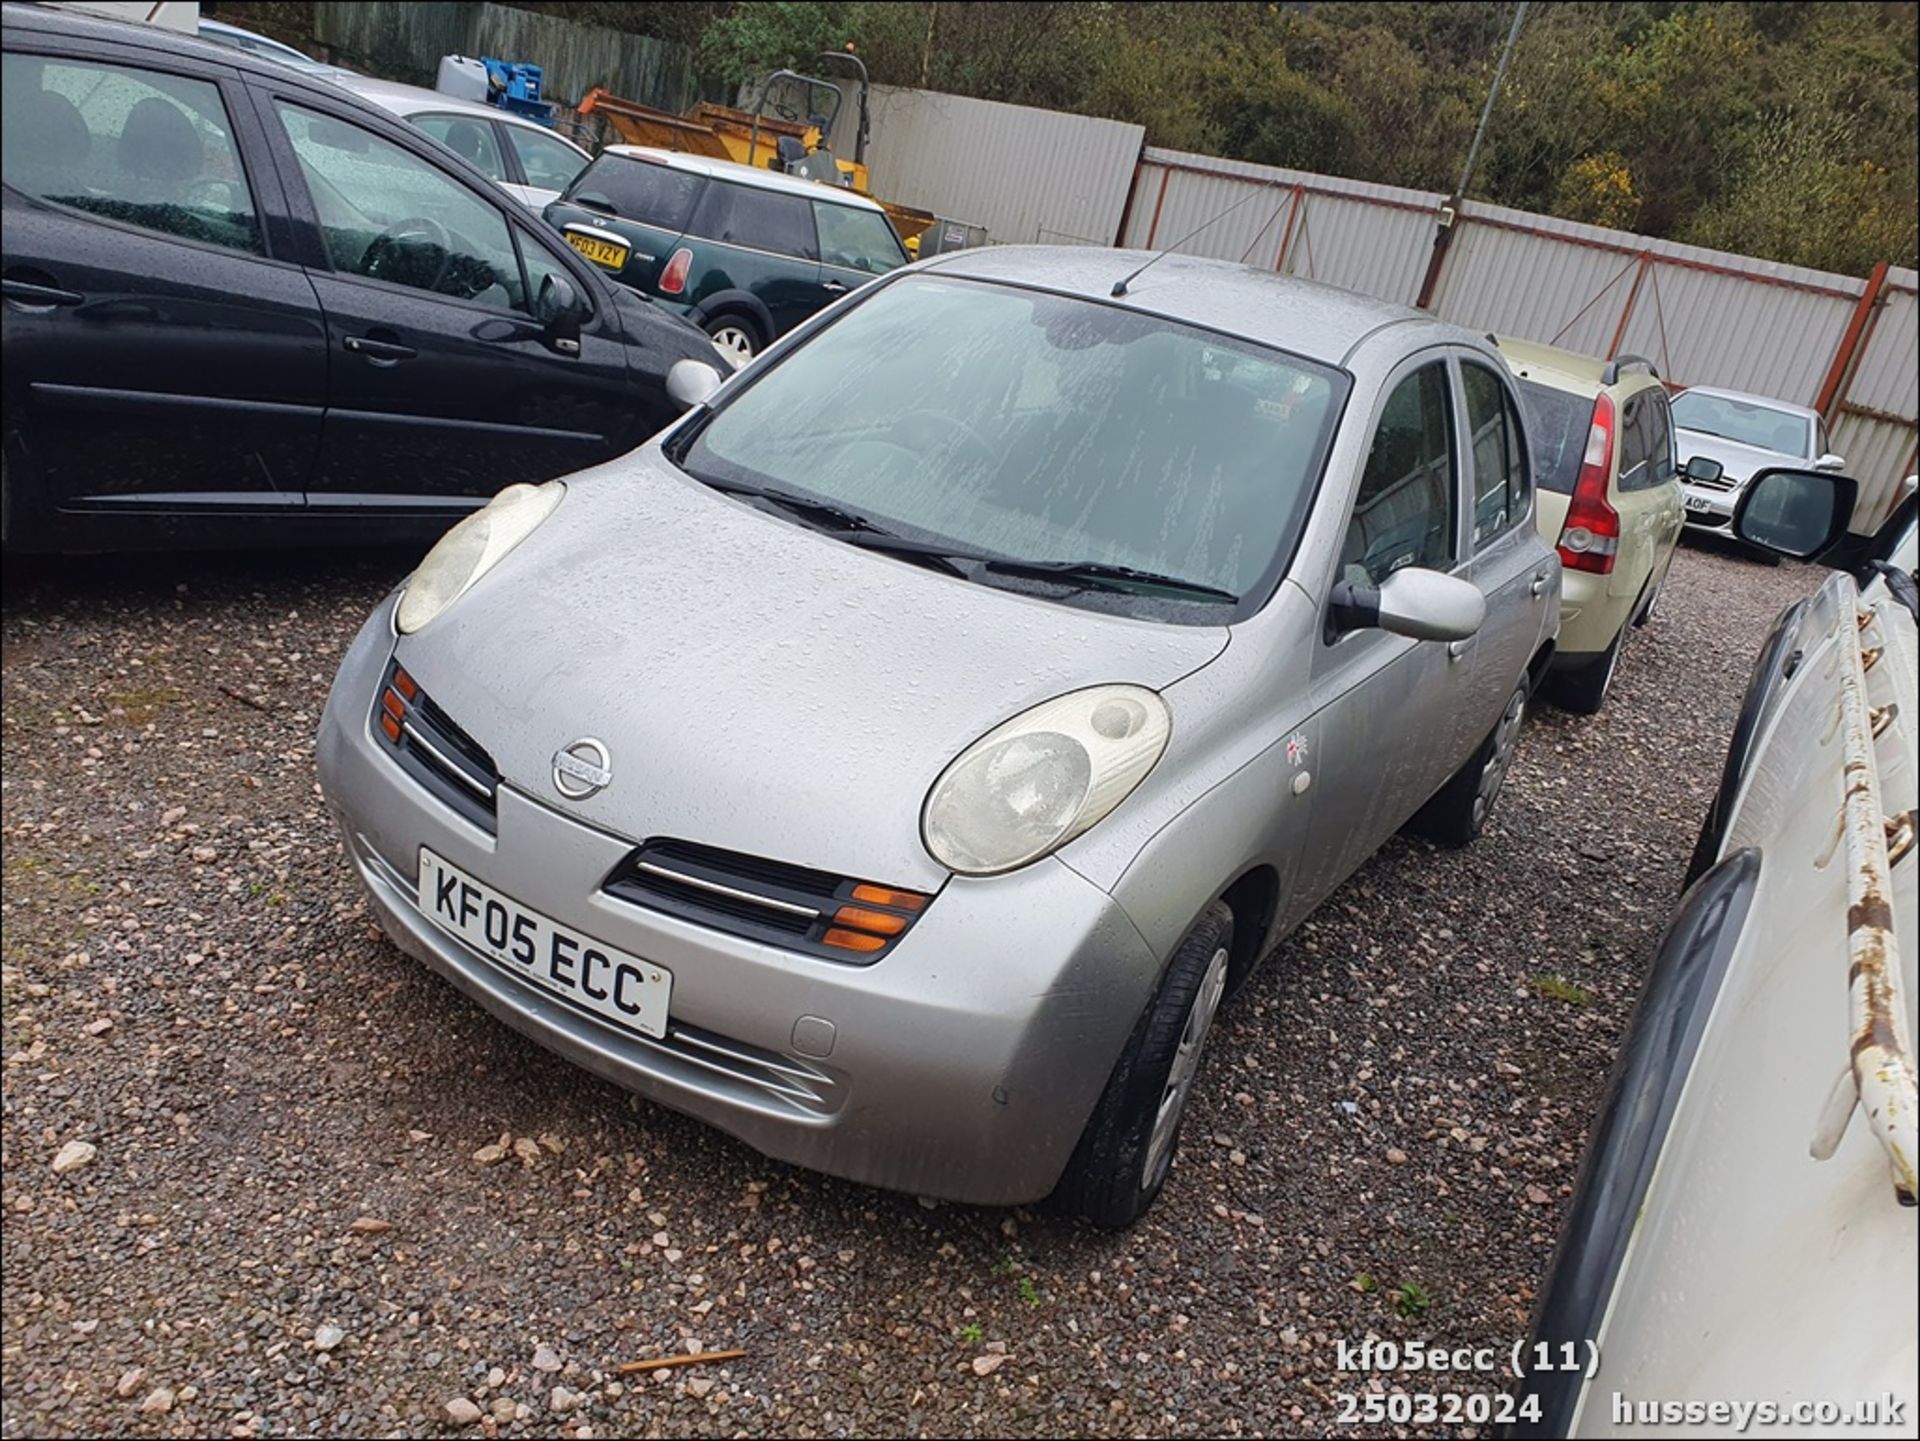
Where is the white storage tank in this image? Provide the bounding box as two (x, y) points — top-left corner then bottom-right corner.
(436, 55), (489, 103)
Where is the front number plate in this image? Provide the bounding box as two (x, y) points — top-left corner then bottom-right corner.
(565, 232), (630, 270)
(1685, 494), (1717, 514)
(417, 848), (670, 1039)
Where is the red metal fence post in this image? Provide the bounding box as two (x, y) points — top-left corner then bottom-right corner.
(1816, 260), (1890, 418)
(1605, 255), (1652, 360)
(1273, 185), (1306, 274)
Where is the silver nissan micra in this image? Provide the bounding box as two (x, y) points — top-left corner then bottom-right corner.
(318, 247), (1560, 1225)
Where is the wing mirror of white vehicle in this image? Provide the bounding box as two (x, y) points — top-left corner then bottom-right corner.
(1330, 567), (1487, 642)
(1682, 455), (1724, 484)
(1814, 452), (1848, 472)
(666, 357), (724, 409)
(1731, 467), (1858, 560)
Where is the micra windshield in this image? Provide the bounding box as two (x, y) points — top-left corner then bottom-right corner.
(673, 274), (1349, 623)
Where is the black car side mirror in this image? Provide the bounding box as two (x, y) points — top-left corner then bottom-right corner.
(1731, 467), (1857, 561)
(1682, 455), (1724, 484)
(535, 273), (584, 354)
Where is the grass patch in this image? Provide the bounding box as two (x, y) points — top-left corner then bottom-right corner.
(1393, 1280), (1432, 1318)
(104, 686), (183, 725)
(1532, 974), (1595, 1006)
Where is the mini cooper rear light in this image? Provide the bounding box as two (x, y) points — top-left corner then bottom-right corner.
(659, 247), (693, 296)
(603, 840), (934, 963)
(1559, 391), (1621, 575)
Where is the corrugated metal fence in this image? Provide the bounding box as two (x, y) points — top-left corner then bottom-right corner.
(312, 2), (699, 114)
(1122, 146), (1918, 526)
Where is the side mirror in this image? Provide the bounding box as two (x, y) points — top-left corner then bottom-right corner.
(1682, 455), (1724, 484)
(1814, 452), (1848, 472)
(535, 273), (583, 353)
(1731, 467), (1858, 560)
(666, 357), (723, 409)
(1331, 567), (1487, 642)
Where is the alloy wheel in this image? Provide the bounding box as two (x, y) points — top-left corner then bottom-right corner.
(709, 324), (756, 359)
(1143, 944), (1230, 1188)
(1471, 688), (1527, 829)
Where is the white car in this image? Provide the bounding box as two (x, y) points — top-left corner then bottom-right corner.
(1518, 467), (1916, 1437)
(1672, 384), (1846, 535)
(195, 17), (354, 79)
(329, 75), (591, 211)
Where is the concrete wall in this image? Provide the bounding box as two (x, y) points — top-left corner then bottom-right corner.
(825, 84), (1141, 247)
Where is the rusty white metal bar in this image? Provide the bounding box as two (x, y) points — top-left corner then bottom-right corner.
(1810, 605), (1919, 1202)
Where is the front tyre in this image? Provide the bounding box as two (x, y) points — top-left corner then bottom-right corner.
(1407, 677), (1529, 847)
(1051, 902), (1233, 1228)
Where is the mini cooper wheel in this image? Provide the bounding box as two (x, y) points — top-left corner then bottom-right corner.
(703, 313), (763, 360)
(1051, 902), (1233, 1228)
(1407, 677), (1529, 847)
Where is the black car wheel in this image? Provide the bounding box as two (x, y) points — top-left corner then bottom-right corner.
(1050, 902), (1233, 1228)
(1407, 677), (1529, 847)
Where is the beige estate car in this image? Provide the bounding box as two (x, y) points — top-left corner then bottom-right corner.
(1498, 338), (1686, 713)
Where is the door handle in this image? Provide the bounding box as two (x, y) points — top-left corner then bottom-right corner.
(822, 280), (849, 294)
(344, 334), (417, 363)
(1447, 639), (1471, 662)
(3, 278), (85, 309)
(1529, 572), (1550, 598)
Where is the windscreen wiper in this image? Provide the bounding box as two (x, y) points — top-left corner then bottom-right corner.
(977, 557), (1239, 602)
(698, 477), (894, 537)
(823, 533), (1238, 601)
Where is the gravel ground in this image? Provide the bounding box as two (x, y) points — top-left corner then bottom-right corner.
(2, 536), (1820, 1439)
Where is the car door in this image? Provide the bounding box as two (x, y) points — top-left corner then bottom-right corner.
(681, 179), (824, 338)
(1, 44), (323, 521)
(812, 198), (908, 303)
(1458, 355), (1553, 732)
(252, 84), (642, 509)
(1613, 383), (1685, 604)
(1291, 355), (1480, 915)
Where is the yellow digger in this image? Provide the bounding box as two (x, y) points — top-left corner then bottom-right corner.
(578, 53), (937, 252)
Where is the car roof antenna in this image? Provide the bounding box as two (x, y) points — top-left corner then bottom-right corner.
(1111, 184), (1282, 298)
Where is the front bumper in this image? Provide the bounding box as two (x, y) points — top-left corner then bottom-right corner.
(315, 598), (1162, 1205)
(1680, 482), (1738, 530)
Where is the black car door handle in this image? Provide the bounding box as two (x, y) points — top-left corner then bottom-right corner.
(3, 278), (85, 309)
(344, 334), (417, 363)
(821, 280), (849, 294)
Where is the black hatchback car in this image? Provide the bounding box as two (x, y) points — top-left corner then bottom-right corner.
(0, 3), (720, 553)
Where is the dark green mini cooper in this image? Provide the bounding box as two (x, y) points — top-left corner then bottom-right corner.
(543, 145), (909, 359)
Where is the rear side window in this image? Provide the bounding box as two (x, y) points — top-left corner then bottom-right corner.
(1620, 387), (1676, 492)
(689, 180), (818, 260)
(506, 126), (587, 193)
(1341, 362), (1457, 587)
(1461, 362), (1527, 543)
(814, 201), (907, 275)
(1, 52), (261, 255)
(411, 113), (508, 183)
(565, 154), (702, 230)
(1517, 379), (1590, 495)
(1617, 391), (1655, 491)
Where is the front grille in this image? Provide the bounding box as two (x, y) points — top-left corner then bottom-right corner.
(603, 839), (933, 963)
(1688, 472), (1740, 492)
(372, 660), (500, 832)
